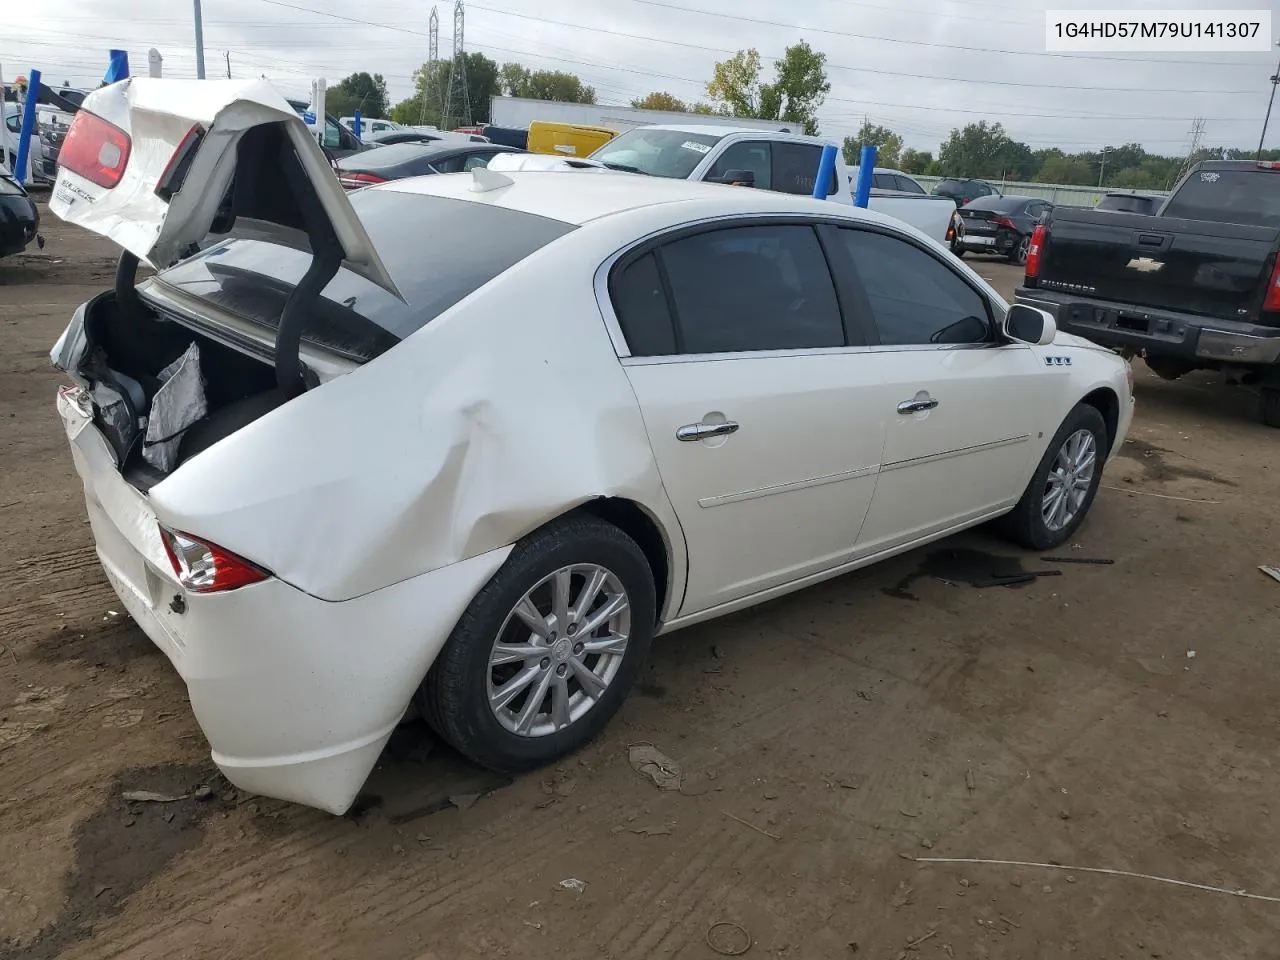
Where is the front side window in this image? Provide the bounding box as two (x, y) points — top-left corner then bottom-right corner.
(837, 228), (992, 346)
(657, 224), (844, 354)
(707, 141), (772, 188)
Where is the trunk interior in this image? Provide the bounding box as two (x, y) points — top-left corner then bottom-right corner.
(78, 291), (285, 489)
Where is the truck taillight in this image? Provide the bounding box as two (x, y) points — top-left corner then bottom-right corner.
(1265, 255), (1280, 312)
(58, 110), (131, 188)
(159, 525), (269, 593)
(1025, 224), (1046, 280)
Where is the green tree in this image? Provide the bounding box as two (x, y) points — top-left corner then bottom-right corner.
(706, 48), (764, 118)
(501, 67), (595, 103)
(898, 148), (933, 174)
(327, 72), (390, 119)
(938, 121), (1026, 179)
(1035, 154), (1094, 185)
(706, 43), (831, 136)
(843, 122), (903, 167)
(392, 60), (449, 126)
(632, 91), (687, 112)
(758, 41), (830, 136)
(465, 53), (502, 123)
(691, 101), (731, 116)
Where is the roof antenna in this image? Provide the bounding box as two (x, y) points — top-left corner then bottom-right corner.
(470, 166), (513, 192)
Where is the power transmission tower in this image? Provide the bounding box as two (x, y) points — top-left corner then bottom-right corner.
(1172, 117), (1206, 186)
(441, 0), (472, 130)
(420, 5), (439, 125)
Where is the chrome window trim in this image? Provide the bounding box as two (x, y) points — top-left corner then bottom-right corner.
(593, 212), (1007, 362)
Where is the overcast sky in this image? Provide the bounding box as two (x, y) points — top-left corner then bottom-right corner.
(4, 0), (1279, 155)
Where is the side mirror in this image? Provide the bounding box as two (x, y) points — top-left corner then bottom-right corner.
(708, 169), (755, 187)
(1004, 303), (1056, 346)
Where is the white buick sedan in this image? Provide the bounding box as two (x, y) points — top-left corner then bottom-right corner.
(49, 80), (1133, 814)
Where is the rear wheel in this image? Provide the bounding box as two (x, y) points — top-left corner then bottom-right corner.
(419, 514), (656, 772)
(1009, 234), (1030, 265)
(996, 403), (1108, 550)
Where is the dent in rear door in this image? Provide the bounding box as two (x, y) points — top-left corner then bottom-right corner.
(50, 77), (400, 298)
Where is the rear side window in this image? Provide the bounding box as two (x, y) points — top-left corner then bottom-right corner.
(1161, 169), (1280, 226)
(771, 142), (838, 196)
(154, 190), (576, 360)
(895, 175), (925, 194)
(657, 224), (844, 354)
(611, 253), (677, 356)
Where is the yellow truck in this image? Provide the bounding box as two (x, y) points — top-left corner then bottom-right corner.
(526, 121), (616, 158)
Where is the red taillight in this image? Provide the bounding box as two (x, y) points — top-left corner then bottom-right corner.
(993, 215), (1017, 230)
(1025, 224), (1046, 280)
(58, 110), (131, 188)
(1258, 161), (1280, 171)
(1264, 255), (1280, 312)
(338, 172), (387, 190)
(159, 525), (269, 594)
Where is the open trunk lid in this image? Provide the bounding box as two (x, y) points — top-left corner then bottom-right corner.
(50, 77), (400, 298)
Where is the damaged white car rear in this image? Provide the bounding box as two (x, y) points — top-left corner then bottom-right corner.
(51, 79), (1132, 816)
(48, 79), (679, 814)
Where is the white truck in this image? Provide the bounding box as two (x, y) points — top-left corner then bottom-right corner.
(490, 124), (955, 243)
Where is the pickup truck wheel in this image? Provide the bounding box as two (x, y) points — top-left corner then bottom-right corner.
(1261, 388), (1280, 428)
(996, 403), (1108, 550)
(419, 515), (656, 773)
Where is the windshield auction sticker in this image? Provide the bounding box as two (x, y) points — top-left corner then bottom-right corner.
(1046, 9), (1272, 51)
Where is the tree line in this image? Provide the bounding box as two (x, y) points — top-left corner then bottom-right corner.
(328, 49), (1269, 189)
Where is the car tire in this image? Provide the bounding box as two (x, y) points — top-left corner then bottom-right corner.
(1009, 235), (1030, 265)
(996, 403), (1108, 551)
(1261, 387), (1280, 428)
(419, 513), (656, 773)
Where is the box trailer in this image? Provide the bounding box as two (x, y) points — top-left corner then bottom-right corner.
(489, 96), (795, 135)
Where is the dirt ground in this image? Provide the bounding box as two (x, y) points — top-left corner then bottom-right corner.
(2, 204), (1279, 960)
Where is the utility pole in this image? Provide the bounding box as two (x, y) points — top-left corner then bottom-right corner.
(1097, 147), (1109, 187)
(193, 0), (207, 79)
(224, 51), (231, 79)
(1257, 40), (1280, 159)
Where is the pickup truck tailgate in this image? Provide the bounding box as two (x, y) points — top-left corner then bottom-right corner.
(1039, 206), (1280, 320)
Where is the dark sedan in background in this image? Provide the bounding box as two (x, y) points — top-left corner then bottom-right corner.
(953, 194), (1051, 264)
(931, 176), (1000, 207)
(334, 141), (525, 189)
(0, 171), (41, 257)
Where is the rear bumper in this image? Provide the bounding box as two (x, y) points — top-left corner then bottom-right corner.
(1015, 287), (1280, 367)
(956, 228), (1019, 255)
(56, 387), (511, 814)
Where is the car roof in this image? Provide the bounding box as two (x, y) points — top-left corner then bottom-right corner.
(378, 170), (882, 227)
(965, 194), (1038, 210)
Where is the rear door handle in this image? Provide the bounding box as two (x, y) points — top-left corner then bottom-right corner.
(897, 396), (939, 414)
(676, 421), (740, 441)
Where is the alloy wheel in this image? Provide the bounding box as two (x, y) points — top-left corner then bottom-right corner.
(486, 564), (631, 737)
(1041, 428), (1097, 532)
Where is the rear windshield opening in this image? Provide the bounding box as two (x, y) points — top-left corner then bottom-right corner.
(150, 190), (576, 361)
(1162, 169), (1280, 227)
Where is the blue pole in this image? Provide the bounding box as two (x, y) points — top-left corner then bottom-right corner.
(14, 68), (41, 187)
(812, 143), (838, 199)
(353, 109), (362, 139)
(853, 144), (878, 208)
(105, 50), (130, 84)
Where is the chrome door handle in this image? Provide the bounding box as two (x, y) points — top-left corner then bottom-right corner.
(676, 421), (740, 441)
(897, 396), (939, 414)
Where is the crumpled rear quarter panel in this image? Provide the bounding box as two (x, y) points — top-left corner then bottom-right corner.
(148, 226), (672, 602)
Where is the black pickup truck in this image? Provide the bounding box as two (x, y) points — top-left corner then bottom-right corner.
(1016, 159), (1280, 427)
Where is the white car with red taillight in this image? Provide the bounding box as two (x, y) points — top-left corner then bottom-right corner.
(49, 78), (1133, 815)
